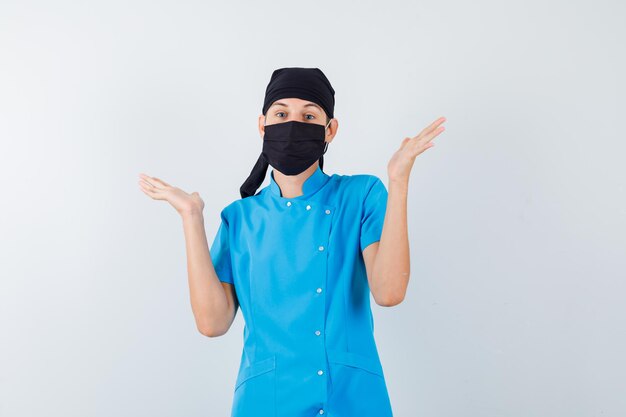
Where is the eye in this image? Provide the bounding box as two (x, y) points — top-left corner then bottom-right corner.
(275, 112), (286, 117)
(305, 114), (315, 120)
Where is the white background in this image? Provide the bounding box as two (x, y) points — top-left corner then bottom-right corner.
(1, 0), (624, 416)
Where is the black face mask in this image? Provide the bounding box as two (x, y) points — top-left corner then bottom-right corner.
(261, 119), (332, 176)
(239, 119), (332, 199)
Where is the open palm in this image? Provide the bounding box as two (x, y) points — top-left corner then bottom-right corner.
(138, 173), (204, 215)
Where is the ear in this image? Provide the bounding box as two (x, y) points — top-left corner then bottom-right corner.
(325, 118), (338, 144)
(258, 114), (266, 140)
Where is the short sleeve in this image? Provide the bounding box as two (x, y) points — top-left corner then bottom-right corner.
(209, 209), (235, 285)
(359, 176), (388, 252)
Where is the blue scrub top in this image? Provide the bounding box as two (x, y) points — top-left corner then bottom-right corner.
(210, 165), (393, 417)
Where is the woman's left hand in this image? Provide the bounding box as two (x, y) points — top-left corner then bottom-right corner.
(387, 116), (447, 184)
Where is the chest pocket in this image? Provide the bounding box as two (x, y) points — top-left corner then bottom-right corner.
(232, 355), (276, 417)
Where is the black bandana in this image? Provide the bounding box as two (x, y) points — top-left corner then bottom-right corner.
(239, 67), (335, 199)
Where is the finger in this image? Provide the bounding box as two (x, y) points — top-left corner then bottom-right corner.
(138, 174), (157, 188)
(409, 140), (435, 158)
(139, 173), (169, 189)
(151, 177), (171, 187)
(138, 179), (163, 195)
(138, 178), (155, 190)
(408, 131), (440, 154)
(139, 184), (161, 199)
(420, 125), (446, 144)
(413, 116), (446, 140)
(426, 116), (446, 132)
(410, 124), (446, 149)
(419, 117), (446, 138)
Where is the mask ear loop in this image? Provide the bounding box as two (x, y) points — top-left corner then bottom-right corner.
(320, 118), (332, 171)
(322, 118), (331, 155)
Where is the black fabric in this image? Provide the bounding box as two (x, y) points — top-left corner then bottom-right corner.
(239, 147), (327, 199)
(240, 153), (270, 199)
(240, 67), (335, 199)
(261, 120), (329, 176)
(262, 67), (335, 119)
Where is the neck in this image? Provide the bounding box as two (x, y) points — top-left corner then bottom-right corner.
(273, 162), (319, 198)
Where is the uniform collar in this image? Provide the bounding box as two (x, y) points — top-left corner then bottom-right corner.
(269, 165), (329, 199)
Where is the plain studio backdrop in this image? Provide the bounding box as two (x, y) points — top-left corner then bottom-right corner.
(1, 0), (624, 416)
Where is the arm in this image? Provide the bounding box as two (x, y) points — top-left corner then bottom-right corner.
(363, 116), (447, 307)
(182, 209), (239, 337)
(138, 173), (238, 337)
(363, 179), (410, 307)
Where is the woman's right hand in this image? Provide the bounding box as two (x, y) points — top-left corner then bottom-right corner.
(138, 173), (204, 216)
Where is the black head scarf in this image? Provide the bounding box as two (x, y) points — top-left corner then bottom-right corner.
(239, 67), (335, 199)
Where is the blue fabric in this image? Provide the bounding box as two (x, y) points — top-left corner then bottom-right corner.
(210, 165), (393, 417)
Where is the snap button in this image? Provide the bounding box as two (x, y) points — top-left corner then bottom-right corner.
(286, 201), (292, 207)
(325, 209), (331, 214)
(315, 330), (321, 336)
(317, 370), (324, 376)
(318, 246), (325, 251)
(306, 205), (311, 210)
(316, 288), (322, 293)
(319, 409), (325, 414)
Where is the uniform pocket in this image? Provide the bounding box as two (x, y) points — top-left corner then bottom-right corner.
(326, 348), (384, 377)
(326, 349), (393, 417)
(232, 356), (276, 417)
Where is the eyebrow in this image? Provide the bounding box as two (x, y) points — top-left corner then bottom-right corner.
(271, 101), (323, 112)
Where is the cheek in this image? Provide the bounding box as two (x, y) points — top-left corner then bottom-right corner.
(265, 116), (280, 125)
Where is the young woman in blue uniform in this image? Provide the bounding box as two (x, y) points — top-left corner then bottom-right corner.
(138, 67), (446, 417)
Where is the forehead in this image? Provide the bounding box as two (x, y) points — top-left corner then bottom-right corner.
(268, 98), (323, 112)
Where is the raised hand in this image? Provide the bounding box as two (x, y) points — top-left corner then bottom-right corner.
(138, 173), (204, 216)
(387, 116), (446, 184)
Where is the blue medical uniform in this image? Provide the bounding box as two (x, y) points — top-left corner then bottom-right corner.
(209, 165), (393, 417)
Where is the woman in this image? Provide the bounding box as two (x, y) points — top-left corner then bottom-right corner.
(138, 67), (446, 417)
